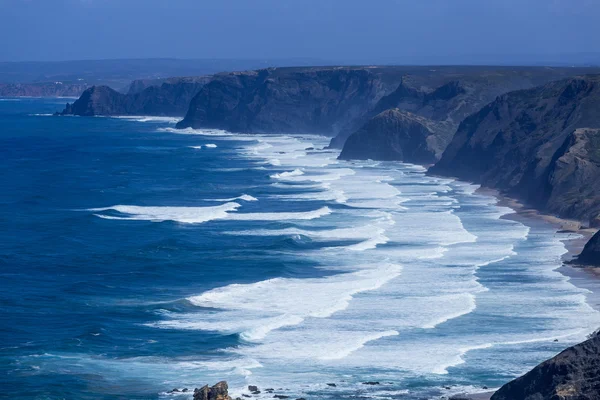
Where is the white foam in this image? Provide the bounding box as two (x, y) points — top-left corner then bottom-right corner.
(89, 203), (330, 223)
(206, 194), (258, 202)
(227, 206), (332, 221)
(205, 144), (218, 148)
(89, 202), (241, 223)
(115, 116), (181, 124)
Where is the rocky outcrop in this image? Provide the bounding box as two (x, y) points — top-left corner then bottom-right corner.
(330, 68), (600, 152)
(430, 76), (600, 221)
(577, 231), (600, 266)
(193, 381), (232, 400)
(58, 76), (211, 117)
(176, 67), (402, 135)
(338, 108), (450, 163)
(0, 82), (89, 97)
(491, 332), (600, 400)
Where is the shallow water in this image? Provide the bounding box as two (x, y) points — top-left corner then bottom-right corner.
(1, 98), (599, 399)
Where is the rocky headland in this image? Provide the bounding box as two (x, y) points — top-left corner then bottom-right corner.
(57, 75), (211, 117)
(491, 332), (600, 400)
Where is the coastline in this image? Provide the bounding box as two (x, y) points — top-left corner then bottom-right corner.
(477, 187), (600, 313)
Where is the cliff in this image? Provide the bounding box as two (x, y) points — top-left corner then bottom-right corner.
(0, 82), (89, 97)
(577, 231), (600, 266)
(430, 76), (600, 221)
(58, 76), (211, 117)
(334, 68), (600, 163)
(176, 67), (403, 135)
(338, 108), (450, 163)
(491, 332), (600, 400)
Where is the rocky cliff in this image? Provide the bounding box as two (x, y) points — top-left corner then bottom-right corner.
(491, 332), (600, 400)
(577, 231), (600, 266)
(58, 76), (210, 116)
(335, 68), (600, 163)
(338, 108), (450, 163)
(430, 76), (600, 221)
(176, 67), (405, 135)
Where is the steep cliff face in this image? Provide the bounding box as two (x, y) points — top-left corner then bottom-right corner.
(491, 333), (600, 400)
(176, 67), (399, 135)
(330, 68), (600, 151)
(578, 232), (600, 266)
(431, 76), (600, 220)
(58, 76), (210, 116)
(338, 108), (450, 163)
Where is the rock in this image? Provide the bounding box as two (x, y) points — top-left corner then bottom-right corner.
(171, 388), (180, 393)
(577, 230), (600, 266)
(193, 381), (232, 400)
(242, 395), (251, 398)
(339, 108), (448, 164)
(431, 76), (600, 222)
(265, 389), (274, 393)
(590, 215), (600, 228)
(362, 381), (380, 385)
(491, 332), (600, 400)
(58, 76), (211, 117)
(251, 391), (260, 395)
(326, 383), (336, 387)
(176, 67), (400, 135)
(273, 396), (289, 399)
(248, 386), (258, 392)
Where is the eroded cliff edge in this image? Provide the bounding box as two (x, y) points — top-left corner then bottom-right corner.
(430, 76), (600, 222)
(491, 332), (600, 400)
(58, 76), (211, 116)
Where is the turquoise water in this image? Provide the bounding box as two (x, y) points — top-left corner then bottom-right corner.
(1, 98), (599, 399)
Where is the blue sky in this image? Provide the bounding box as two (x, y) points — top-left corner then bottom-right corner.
(0, 0), (598, 63)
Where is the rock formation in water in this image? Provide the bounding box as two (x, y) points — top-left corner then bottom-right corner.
(193, 381), (232, 400)
(0, 82), (89, 97)
(338, 108), (450, 163)
(430, 76), (600, 221)
(57, 76), (211, 116)
(491, 332), (600, 400)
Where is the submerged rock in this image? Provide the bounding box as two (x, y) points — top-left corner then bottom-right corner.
(491, 332), (600, 400)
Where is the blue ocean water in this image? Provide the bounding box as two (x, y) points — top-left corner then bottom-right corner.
(1, 98), (599, 400)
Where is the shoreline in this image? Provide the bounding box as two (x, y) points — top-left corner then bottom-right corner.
(477, 187), (600, 313)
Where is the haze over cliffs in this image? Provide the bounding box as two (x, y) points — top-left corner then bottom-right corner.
(59, 76), (211, 116)
(430, 76), (600, 221)
(176, 67), (405, 134)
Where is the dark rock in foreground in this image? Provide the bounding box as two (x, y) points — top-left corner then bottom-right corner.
(491, 332), (600, 400)
(577, 231), (600, 266)
(194, 381), (232, 400)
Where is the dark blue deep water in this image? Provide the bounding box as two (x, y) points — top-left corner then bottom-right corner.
(1, 98), (599, 400)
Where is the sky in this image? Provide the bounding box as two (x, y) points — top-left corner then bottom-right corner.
(0, 0), (599, 63)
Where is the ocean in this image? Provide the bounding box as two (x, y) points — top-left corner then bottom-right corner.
(1, 98), (599, 400)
